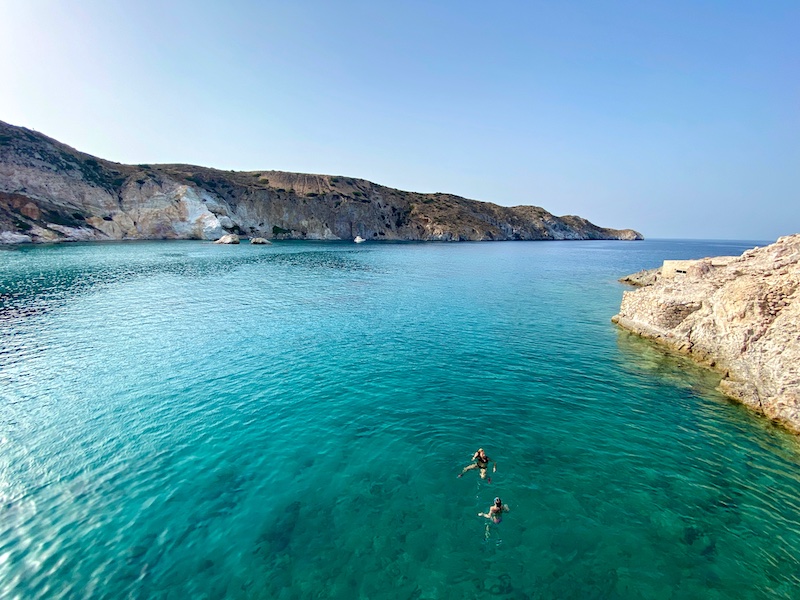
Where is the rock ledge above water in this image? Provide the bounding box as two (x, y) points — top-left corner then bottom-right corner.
(613, 234), (800, 432)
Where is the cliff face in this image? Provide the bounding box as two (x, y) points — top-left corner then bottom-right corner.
(613, 235), (800, 432)
(0, 120), (643, 244)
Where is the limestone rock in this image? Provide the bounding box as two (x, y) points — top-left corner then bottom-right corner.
(250, 237), (271, 244)
(618, 267), (661, 287)
(613, 234), (800, 432)
(0, 231), (32, 244)
(214, 234), (240, 244)
(0, 120), (643, 244)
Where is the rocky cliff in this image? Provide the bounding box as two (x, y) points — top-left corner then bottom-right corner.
(613, 235), (800, 432)
(0, 120), (642, 244)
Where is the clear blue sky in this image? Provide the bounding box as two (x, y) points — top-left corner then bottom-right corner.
(1, 1), (797, 240)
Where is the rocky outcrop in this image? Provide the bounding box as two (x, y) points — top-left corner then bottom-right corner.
(250, 237), (270, 245)
(618, 267), (661, 287)
(613, 235), (800, 432)
(0, 120), (643, 244)
(214, 234), (240, 244)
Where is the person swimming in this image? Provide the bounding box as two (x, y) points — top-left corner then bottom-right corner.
(478, 497), (509, 524)
(458, 448), (496, 481)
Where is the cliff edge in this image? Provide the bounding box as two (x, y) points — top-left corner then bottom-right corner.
(0, 120), (642, 244)
(612, 235), (800, 432)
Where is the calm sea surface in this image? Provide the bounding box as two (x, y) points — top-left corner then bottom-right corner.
(2, 239), (799, 599)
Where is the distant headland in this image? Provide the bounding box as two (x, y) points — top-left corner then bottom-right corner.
(0, 120), (642, 244)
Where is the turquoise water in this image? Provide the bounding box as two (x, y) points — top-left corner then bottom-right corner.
(2, 239), (800, 599)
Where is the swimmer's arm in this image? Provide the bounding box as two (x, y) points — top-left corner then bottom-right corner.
(492, 460), (497, 472)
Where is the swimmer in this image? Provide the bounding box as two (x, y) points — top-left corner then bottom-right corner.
(478, 497), (509, 524)
(458, 448), (496, 481)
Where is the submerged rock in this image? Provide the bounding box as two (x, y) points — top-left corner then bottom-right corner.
(613, 234), (800, 432)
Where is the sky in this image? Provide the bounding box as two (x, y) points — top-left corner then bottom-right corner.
(0, 0), (797, 240)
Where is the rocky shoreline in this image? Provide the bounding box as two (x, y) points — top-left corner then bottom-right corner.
(0, 120), (642, 244)
(613, 234), (800, 432)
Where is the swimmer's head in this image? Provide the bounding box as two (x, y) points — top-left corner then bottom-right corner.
(494, 497), (501, 505)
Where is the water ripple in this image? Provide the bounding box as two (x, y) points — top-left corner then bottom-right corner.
(2, 240), (799, 599)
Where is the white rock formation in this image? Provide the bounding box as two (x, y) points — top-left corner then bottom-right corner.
(214, 233), (240, 244)
(0, 231), (32, 244)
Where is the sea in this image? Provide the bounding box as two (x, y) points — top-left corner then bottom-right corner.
(1, 238), (799, 600)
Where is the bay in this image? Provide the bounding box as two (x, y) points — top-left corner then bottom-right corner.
(1, 238), (799, 599)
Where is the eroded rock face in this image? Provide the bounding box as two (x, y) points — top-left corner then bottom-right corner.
(0, 120), (643, 244)
(613, 234), (800, 432)
(618, 267), (661, 287)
